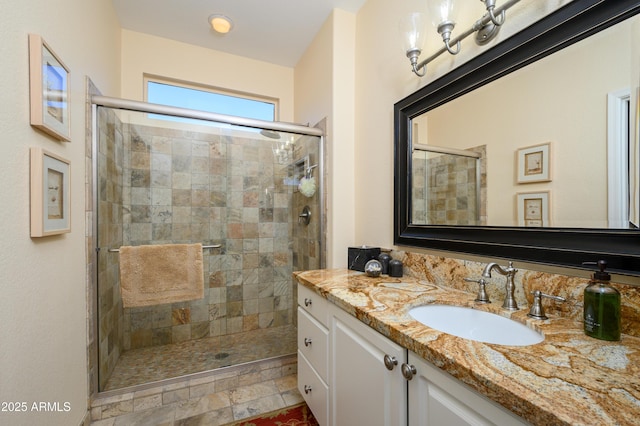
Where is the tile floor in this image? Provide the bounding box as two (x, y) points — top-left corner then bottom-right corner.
(91, 354), (301, 425)
(104, 325), (297, 390)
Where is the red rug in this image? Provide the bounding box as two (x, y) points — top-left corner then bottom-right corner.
(229, 403), (319, 426)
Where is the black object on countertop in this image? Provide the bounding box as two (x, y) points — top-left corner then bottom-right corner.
(378, 253), (391, 275)
(388, 259), (403, 277)
(348, 246), (381, 272)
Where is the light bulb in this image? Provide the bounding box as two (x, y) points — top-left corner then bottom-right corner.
(399, 13), (428, 53)
(209, 14), (233, 34)
(426, 0), (459, 27)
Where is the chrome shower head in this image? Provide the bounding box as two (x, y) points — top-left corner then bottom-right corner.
(260, 129), (281, 139)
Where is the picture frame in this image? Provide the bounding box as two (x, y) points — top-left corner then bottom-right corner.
(517, 142), (551, 183)
(516, 191), (550, 227)
(30, 148), (71, 237)
(28, 34), (71, 142)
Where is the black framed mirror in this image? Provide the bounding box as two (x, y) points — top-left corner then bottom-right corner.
(394, 0), (640, 276)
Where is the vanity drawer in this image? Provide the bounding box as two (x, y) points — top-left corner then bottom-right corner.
(298, 350), (329, 426)
(298, 307), (329, 382)
(298, 282), (328, 326)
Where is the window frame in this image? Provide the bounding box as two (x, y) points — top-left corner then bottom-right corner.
(143, 74), (279, 122)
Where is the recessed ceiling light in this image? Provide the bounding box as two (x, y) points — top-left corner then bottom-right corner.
(208, 14), (233, 34)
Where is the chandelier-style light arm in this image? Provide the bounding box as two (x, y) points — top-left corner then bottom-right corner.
(411, 0), (521, 76)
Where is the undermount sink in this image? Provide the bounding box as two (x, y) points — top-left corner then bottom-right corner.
(409, 304), (544, 346)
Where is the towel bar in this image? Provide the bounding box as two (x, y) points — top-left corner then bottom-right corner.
(104, 244), (221, 253)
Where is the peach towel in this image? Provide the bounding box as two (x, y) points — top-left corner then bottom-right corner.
(119, 243), (204, 308)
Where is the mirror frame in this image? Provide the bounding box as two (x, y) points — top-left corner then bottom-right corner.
(394, 0), (640, 276)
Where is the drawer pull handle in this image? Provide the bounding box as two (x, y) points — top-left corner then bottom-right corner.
(304, 337), (313, 347)
(304, 298), (312, 307)
(383, 354), (398, 371)
(304, 385), (312, 394)
(401, 363), (417, 380)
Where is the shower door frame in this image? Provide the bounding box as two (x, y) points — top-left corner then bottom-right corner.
(90, 95), (325, 396)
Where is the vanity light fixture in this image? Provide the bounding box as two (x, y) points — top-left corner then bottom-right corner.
(272, 135), (295, 165)
(209, 14), (234, 34)
(402, 0), (520, 77)
(426, 0), (461, 55)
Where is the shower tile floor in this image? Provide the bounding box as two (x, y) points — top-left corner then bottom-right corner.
(104, 324), (297, 391)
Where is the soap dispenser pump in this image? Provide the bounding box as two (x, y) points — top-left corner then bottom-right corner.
(583, 260), (621, 341)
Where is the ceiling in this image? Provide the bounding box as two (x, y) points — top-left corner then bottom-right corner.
(112, 0), (367, 68)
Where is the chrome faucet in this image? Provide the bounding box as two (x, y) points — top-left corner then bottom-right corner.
(482, 261), (518, 310)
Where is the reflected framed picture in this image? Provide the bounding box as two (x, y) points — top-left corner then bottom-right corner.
(28, 34), (71, 141)
(517, 142), (551, 183)
(517, 191), (550, 227)
(30, 148), (71, 237)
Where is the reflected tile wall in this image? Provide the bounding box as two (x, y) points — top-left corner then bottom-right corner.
(413, 145), (487, 226)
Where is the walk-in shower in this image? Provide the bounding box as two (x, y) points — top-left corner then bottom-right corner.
(411, 143), (486, 226)
(91, 96), (324, 392)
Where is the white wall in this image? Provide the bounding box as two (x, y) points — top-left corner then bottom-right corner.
(120, 30), (295, 122)
(295, 10), (357, 268)
(0, 1), (120, 425)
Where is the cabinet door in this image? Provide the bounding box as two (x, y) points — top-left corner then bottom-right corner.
(330, 306), (407, 426)
(407, 352), (528, 426)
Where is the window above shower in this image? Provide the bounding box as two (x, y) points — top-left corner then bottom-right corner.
(144, 74), (278, 123)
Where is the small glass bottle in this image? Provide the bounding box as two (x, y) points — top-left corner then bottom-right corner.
(583, 260), (621, 341)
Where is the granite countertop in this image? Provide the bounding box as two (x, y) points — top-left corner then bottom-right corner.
(294, 268), (640, 426)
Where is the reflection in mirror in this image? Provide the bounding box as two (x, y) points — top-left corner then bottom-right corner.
(411, 143), (486, 226)
(409, 15), (639, 229)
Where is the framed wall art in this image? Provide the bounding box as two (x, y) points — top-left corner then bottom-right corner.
(516, 191), (550, 227)
(28, 34), (71, 141)
(30, 148), (71, 237)
(517, 142), (551, 183)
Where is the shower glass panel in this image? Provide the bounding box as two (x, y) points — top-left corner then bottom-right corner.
(95, 104), (323, 392)
(411, 146), (485, 226)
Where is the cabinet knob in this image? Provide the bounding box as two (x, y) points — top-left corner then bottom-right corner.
(304, 337), (312, 347)
(304, 298), (312, 307)
(401, 363), (417, 380)
(304, 385), (312, 394)
(383, 354), (398, 371)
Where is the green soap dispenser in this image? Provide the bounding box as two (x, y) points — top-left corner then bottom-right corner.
(583, 260), (621, 341)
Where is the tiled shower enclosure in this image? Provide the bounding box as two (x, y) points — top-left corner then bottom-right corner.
(94, 104), (323, 392)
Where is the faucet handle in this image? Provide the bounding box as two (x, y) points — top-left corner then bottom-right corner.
(527, 290), (566, 320)
(464, 277), (491, 303)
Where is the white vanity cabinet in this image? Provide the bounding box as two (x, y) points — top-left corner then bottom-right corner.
(406, 351), (529, 426)
(330, 305), (407, 426)
(297, 284), (330, 426)
(297, 281), (528, 426)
